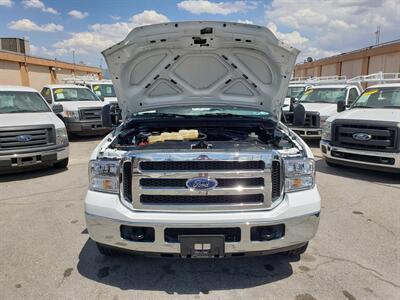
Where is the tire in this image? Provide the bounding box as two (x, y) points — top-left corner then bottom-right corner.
(96, 243), (121, 256)
(54, 158), (69, 169)
(284, 242), (308, 256)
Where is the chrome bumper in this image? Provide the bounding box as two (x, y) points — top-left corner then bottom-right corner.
(0, 146), (69, 171)
(85, 188), (320, 255)
(291, 127), (322, 139)
(320, 140), (400, 171)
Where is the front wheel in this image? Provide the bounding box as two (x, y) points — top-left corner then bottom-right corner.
(54, 158), (69, 169)
(284, 242), (308, 256)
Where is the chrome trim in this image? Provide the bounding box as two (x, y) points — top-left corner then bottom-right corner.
(85, 211), (320, 254)
(120, 151), (283, 212)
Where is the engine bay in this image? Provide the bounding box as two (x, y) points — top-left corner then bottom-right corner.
(111, 118), (296, 151)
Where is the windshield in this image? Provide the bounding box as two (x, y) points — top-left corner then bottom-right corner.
(53, 88), (99, 102)
(0, 91), (50, 114)
(351, 87), (400, 109)
(134, 106), (270, 119)
(287, 86), (306, 98)
(299, 88), (347, 103)
(92, 84), (116, 99)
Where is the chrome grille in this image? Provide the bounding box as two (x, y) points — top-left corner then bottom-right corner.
(332, 122), (398, 152)
(283, 111), (320, 128)
(139, 160), (265, 171)
(0, 126), (53, 150)
(79, 108), (102, 121)
(122, 152), (281, 212)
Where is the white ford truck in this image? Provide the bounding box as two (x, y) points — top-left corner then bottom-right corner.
(84, 21), (321, 258)
(0, 86), (69, 172)
(283, 77), (362, 139)
(321, 73), (400, 172)
(40, 84), (110, 135)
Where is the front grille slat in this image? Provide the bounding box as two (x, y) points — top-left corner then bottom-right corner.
(79, 108), (102, 121)
(140, 177), (264, 188)
(271, 160), (281, 198)
(140, 194), (264, 205)
(332, 122), (397, 152)
(0, 127), (52, 150)
(140, 160), (265, 171)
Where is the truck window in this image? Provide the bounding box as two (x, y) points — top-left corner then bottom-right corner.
(0, 91), (51, 114)
(347, 88), (359, 105)
(41, 88), (52, 104)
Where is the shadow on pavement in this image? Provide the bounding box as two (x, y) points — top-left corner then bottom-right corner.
(315, 158), (400, 185)
(0, 165), (68, 182)
(77, 239), (295, 294)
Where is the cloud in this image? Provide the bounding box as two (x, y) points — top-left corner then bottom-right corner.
(68, 10), (89, 19)
(110, 15), (121, 21)
(30, 44), (67, 57)
(265, 0), (400, 61)
(177, 0), (257, 15)
(22, 0), (58, 14)
(0, 0), (12, 7)
(267, 22), (308, 46)
(8, 18), (63, 32)
(52, 10), (169, 56)
(237, 19), (253, 24)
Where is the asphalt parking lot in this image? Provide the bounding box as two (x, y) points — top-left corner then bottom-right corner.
(0, 137), (399, 300)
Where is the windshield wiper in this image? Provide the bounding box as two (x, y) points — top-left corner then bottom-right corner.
(382, 106), (400, 109)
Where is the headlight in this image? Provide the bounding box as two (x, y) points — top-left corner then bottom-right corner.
(89, 159), (120, 194)
(56, 127), (69, 146)
(321, 121), (332, 140)
(284, 158), (315, 192)
(63, 110), (80, 119)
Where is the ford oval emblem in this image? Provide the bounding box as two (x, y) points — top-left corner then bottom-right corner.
(17, 135), (33, 142)
(352, 133), (372, 141)
(186, 177), (218, 191)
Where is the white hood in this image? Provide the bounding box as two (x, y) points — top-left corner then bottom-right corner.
(57, 100), (106, 111)
(301, 103), (338, 118)
(0, 112), (64, 128)
(103, 21), (299, 121)
(103, 97), (118, 104)
(330, 108), (400, 123)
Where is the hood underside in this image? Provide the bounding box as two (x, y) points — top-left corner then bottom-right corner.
(103, 21), (299, 121)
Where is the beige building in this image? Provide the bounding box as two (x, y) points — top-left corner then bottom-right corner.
(294, 40), (400, 81)
(0, 49), (103, 91)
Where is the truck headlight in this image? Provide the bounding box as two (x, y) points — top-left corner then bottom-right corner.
(89, 160), (120, 194)
(321, 121), (332, 140)
(284, 158), (315, 192)
(63, 110), (80, 120)
(56, 127), (69, 146)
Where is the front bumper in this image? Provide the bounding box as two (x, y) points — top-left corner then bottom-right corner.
(0, 145), (69, 172)
(320, 140), (400, 172)
(291, 127), (322, 139)
(85, 187), (320, 255)
(65, 120), (110, 134)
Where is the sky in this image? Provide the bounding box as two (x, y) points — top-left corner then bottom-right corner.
(0, 0), (399, 68)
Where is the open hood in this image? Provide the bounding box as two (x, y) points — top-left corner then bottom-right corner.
(103, 21), (299, 121)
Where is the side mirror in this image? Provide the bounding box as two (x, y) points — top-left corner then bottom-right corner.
(337, 100), (346, 112)
(293, 103), (306, 126)
(289, 97), (296, 112)
(52, 104), (63, 114)
(102, 103), (121, 128)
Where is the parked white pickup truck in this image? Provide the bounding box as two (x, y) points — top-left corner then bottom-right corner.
(40, 84), (110, 135)
(321, 74), (400, 172)
(283, 78), (361, 138)
(84, 80), (118, 104)
(0, 85), (69, 172)
(84, 21), (321, 258)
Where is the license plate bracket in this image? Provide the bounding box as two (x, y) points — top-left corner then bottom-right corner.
(179, 235), (225, 258)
